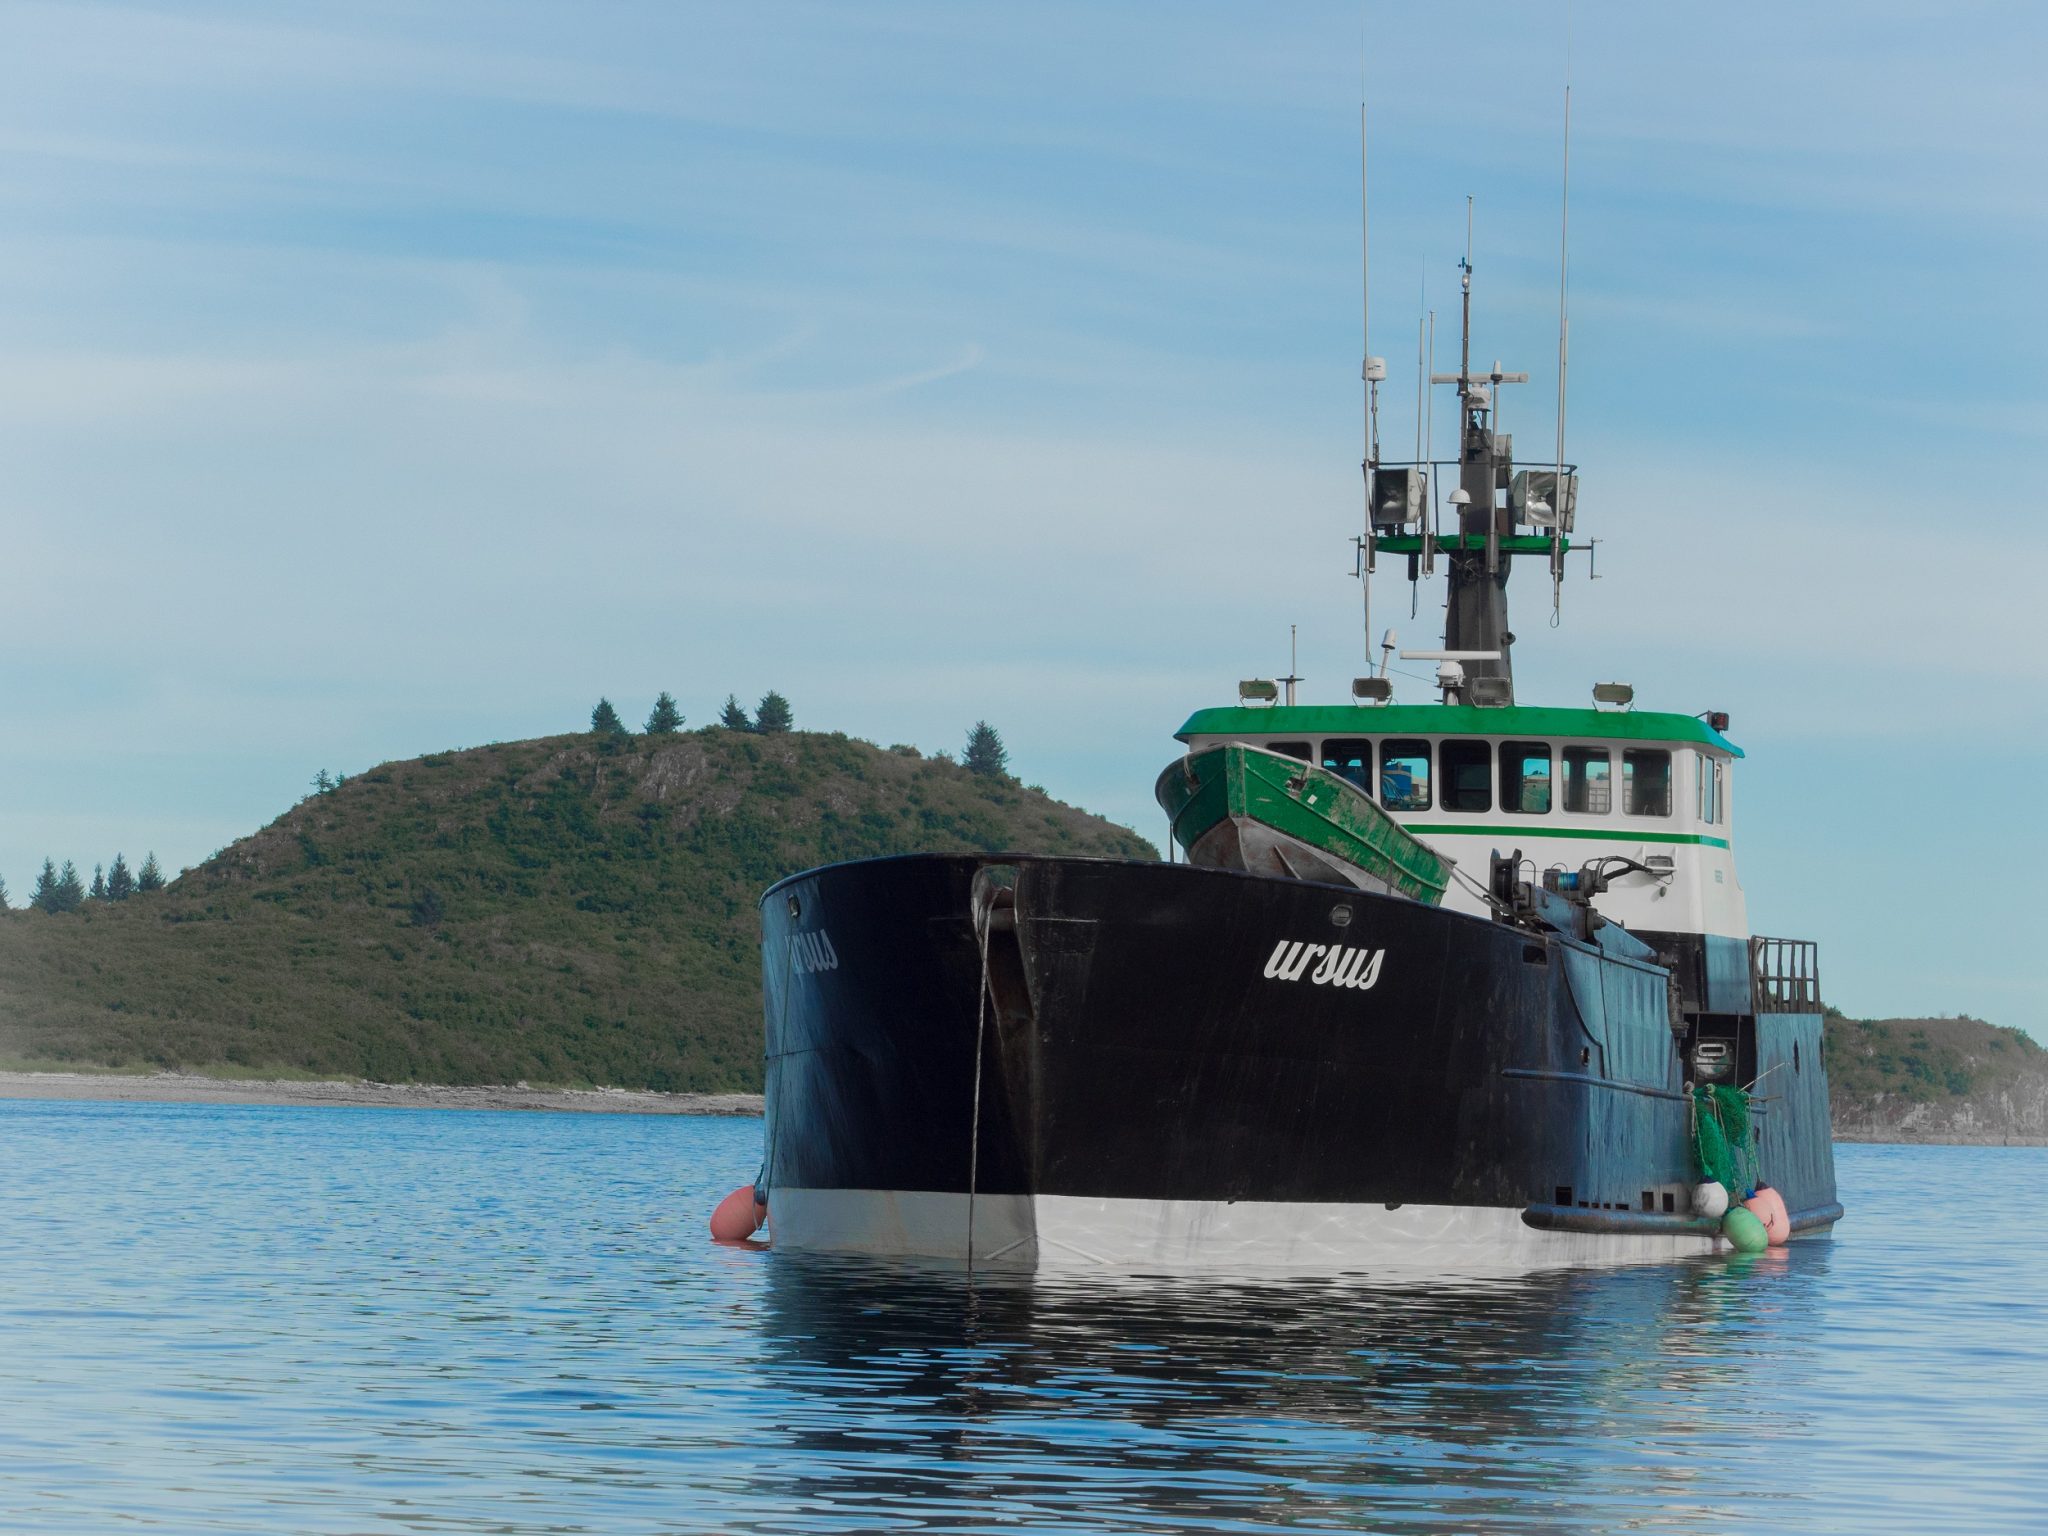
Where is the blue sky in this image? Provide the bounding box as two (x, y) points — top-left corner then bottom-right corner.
(1, 2), (2042, 1034)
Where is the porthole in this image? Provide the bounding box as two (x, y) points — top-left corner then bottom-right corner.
(787, 894), (802, 919)
(1329, 904), (1354, 928)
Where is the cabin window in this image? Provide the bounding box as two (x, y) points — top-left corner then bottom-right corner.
(1267, 741), (1312, 762)
(1439, 740), (1492, 812)
(1321, 739), (1374, 795)
(1500, 742), (1553, 815)
(1623, 749), (1672, 817)
(1563, 746), (1612, 814)
(1696, 752), (1724, 825)
(1380, 739), (1432, 810)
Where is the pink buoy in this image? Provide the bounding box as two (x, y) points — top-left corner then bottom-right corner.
(1743, 1185), (1791, 1246)
(710, 1184), (766, 1243)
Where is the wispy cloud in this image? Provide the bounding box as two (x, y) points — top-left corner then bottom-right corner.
(1, 0), (2043, 1027)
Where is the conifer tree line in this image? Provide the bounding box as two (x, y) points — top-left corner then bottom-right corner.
(963, 721), (1008, 778)
(586, 691), (795, 736)
(574, 696), (1015, 779)
(6, 852), (164, 915)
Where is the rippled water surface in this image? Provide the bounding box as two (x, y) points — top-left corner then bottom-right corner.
(2, 1102), (2042, 1533)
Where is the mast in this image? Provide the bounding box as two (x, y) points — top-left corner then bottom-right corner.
(1363, 170), (1574, 703)
(1436, 201), (1523, 698)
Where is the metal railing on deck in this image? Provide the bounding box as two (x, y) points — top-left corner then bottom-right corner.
(1750, 936), (1821, 1013)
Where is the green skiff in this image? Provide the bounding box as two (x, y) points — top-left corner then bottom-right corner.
(1155, 743), (1453, 906)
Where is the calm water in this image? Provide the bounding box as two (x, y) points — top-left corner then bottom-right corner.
(1, 1102), (2042, 1535)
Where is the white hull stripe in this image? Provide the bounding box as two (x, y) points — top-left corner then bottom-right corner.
(768, 1188), (1737, 1274)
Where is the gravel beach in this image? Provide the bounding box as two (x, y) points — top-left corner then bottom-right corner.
(0, 1070), (761, 1116)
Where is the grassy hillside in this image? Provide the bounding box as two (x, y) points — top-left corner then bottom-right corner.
(0, 729), (1155, 1090)
(1824, 1011), (2038, 1102)
(1825, 1011), (2047, 1142)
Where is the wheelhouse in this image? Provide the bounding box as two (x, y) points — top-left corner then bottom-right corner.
(1175, 704), (1740, 842)
(1175, 702), (1747, 939)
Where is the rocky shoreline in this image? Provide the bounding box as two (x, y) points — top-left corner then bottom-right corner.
(0, 1070), (762, 1116)
(1834, 1129), (2046, 1146)
(1833, 1104), (2045, 1147)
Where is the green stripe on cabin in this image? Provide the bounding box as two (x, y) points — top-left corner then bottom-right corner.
(1413, 823), (1732, 849)
(1175, 704), (1744, 758)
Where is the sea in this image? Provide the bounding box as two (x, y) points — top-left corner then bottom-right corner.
(1, 1101), (2041, 1535)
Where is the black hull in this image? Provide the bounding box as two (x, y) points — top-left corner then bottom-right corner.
(759, 854), (1839, 1267)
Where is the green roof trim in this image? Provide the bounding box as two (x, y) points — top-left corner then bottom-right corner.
(1174, 703), (1745, 758)
(1377, 533), (1569, 557)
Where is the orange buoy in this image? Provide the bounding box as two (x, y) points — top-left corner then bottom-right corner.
(710, 1184), (766, 1243)
(1743, 1185), (1791, 1246)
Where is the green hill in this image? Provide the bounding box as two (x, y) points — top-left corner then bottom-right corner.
(0, 729), (1156, 1090)
(1826, 1011), (2047, 1143)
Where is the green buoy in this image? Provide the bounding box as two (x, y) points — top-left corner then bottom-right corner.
(1722, 1206), (1769, 1254)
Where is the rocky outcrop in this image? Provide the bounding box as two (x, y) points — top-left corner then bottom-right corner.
(1827, 1014), (2048, 1145)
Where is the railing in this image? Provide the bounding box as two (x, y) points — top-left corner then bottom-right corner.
(1372, 457), (1583, 476)
(1750, 936), (1821, 1014)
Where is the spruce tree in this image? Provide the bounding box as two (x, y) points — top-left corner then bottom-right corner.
(0, 872), (8, 911)
(106, 853), (135, 902)
(590, 697), (627, 735)
(964, 721), (1008, 778)
(645, 691), (684, 734)
(55, 861), (86, 912)
(754, 690), (793, 733)
(136, 852), (165, 893)
(90, 863), (107, 901)
(30, 859), (60, 913)
(718, 694), (751, 730)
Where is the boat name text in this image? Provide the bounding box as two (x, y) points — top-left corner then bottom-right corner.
(790, 930), (840, 975)
(1263, 940), (1383, 991)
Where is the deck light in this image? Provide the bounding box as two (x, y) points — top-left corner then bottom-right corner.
(1239, 680), (1280, 705)
(1510, 469), (1578, 531)
(1351, 677), (1393, 704)
(1592, 682), (1634, 709)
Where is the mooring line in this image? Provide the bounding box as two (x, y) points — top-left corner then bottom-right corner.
(967, 909), (991, 1274)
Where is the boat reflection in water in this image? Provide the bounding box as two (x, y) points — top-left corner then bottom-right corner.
(747, 1246), (1822, 1532)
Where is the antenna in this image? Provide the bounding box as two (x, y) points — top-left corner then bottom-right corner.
(1424, 308), (1437, 581)
(1459, 196), (1474, 396)
(1281, 624), (1303, 707)
(1552, 84), (1573, 617)
(1413, 311), (1425, 466)
(1411, 298), (1428, 612)
(1361, 102), (1372, 441)
(1359, 98), (1382, 666)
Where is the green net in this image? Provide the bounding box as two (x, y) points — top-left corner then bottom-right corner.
(1691, 1084), (1757, 1197)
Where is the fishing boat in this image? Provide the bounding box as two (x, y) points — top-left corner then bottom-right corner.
(751, 126), (1841, 1271)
